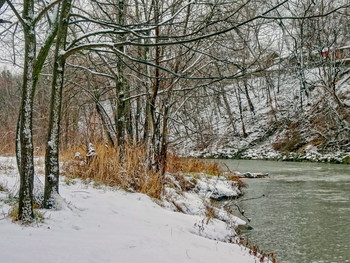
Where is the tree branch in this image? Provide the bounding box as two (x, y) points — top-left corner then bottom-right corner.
(33, 0), (63, 25)
(5, 0), (25, 27)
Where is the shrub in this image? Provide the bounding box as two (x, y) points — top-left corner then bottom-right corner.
(273, 127), (303, 153)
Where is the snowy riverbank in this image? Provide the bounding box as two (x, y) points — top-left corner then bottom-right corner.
(184, 145), (350, 165)
(0, 157), (267, 263)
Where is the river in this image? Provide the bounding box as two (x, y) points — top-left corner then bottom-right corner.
(219, 159), (350, 263)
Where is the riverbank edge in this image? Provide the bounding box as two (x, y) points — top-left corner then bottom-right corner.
(187, 150), (350, 165)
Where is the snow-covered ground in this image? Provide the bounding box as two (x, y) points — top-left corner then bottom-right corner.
(0, 157), (262, 263)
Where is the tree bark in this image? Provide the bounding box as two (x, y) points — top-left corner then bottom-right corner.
(18, 0), (36, 222)
(44, 0), (72, 208)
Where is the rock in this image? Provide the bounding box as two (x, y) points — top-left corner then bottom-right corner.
(237, 224), (254, 231)
(238, 172), (268, 178)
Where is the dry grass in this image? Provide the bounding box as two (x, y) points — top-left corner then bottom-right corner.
(7, 204), (45, 224)
(62, 143), (245, 200)
(0, 131), (15, 155)
(60, 144), (87, 162)
(166, 155), (222, 176)
(166, 155), (244, 190)
(272, 128), (303, 153)
(62, 143), (163, 199)
(238, 238), (277, 263)
(204, 200), (217, 224)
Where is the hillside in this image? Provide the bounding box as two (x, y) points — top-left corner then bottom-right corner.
(172, 64), (350, 163)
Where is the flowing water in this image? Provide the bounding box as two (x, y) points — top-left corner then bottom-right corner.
(219, 159), (350, 263)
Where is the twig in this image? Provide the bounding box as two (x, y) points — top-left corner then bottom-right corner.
(222, 162), (232, 173)
(236, 194), (266, 203)
(224, 194), (266, 222)
(231, 202), (251, 222)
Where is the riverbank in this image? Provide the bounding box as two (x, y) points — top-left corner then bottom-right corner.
(183, 146), (350, 164)
(0, 156), (266, 263)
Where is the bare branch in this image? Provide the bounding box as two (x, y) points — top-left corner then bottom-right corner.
(5, 0), (25, 26)
(33, 0), (63, 25)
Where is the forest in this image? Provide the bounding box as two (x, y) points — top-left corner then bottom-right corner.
(1, 0), (349, 224)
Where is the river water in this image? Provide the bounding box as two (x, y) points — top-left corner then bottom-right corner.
(219, 159), (350, 263)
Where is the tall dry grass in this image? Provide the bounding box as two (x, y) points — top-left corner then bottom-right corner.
(62, 143), (244, 199)
(0, 130), (15, 155)
(166, 155), (245, 190)
(62, 143), (163, 199)
(166, 155), (222, 175)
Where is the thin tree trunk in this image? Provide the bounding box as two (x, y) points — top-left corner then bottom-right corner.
(221, 87), (237, 133)
(95, 100), (117, 146)
(235, 85), (247, 138)
(243, 80), (255, 114)
(114, 0), (132, 146)
(44, 0), (72, 208)
(16, 109), (21, 172)
(159, 104), (169, 176)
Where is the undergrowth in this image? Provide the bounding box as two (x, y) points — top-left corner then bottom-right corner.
(8, 204), (45, 224)
(62, 143), (244, 199)
(62, 143), (164, 198)
(238, 238), (277, 263)
(166, 155), (222, 176)
(166, 155), (244, 190)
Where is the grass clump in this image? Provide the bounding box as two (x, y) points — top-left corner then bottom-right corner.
(63, 143), (163, 199)
(8, 204), (45, 224)
(204, 200), (217, 224)
(166, 155), (245, 190)
(166, 155), (222, 176)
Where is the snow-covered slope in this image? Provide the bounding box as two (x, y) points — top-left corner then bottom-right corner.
(171, 67), (350, 163)
(0, 157), (260, 263)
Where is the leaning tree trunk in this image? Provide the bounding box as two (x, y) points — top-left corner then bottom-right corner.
(18, 7), (36, 222)
(95, 98), (117, 147)
(44, 0), (71, 209)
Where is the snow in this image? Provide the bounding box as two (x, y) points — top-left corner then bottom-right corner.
(0, 157), (261, 263)
(194, 176), (240, 200)
(163, 173), (247, 227)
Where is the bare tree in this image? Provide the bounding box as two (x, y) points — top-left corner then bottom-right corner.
(4, 0), (61, 222)
(44, 0), (72, 209)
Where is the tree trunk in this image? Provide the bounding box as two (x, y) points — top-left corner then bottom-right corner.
(114, 0), (132, 146)
(44, 0), (72, 208)
(95, 99), (117, 146)
(221, 89), (237, 133)
(16, 109), (22, 172)
(18, 8), (36, 222)
(235, 85), (247, 138)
